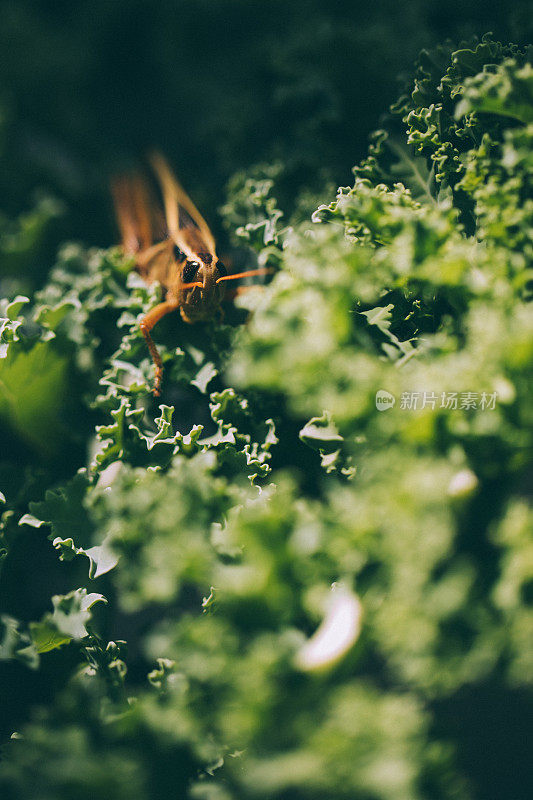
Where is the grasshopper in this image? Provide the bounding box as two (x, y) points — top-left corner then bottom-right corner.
(112, 154), (268, 394)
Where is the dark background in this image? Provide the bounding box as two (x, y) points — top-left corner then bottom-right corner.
(0, 0), (531, 264)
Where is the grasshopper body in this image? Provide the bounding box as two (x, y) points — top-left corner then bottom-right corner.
(112, 154), (266, 394)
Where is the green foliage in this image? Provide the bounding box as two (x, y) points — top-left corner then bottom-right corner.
(0, 196), (63, 286)
(1, 34), (532, 800)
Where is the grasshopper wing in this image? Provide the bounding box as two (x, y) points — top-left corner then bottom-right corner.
(111, 170), (167, 256)
(149, 152), (217, 261)
(111, 169), (175, 285)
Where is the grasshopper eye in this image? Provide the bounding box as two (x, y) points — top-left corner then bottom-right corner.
(215, 260), (227, 278)
(173, 244), (186, 262)
(182, 260), (200, 283)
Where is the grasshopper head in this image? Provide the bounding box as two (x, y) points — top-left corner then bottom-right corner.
(178, 254), (226, 320)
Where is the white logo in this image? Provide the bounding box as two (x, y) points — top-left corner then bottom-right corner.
(375, 390), (395, 411)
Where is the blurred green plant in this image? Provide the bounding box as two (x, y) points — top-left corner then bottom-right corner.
(0, 35), (532, 800)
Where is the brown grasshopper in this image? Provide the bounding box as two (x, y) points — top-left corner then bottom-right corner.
(112, 154), (269, 395)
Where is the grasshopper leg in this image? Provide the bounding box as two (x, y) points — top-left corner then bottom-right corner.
(139, 300), (179, 396)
